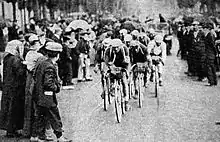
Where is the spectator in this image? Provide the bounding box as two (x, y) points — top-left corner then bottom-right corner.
(204, 23), (218, 86)
(0, 40), (26, 137)
(76, 31), (93, 82)
(8, 20), (19, 41)
(31, 42), (71, 142)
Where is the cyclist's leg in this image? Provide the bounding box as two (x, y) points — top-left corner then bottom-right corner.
(122, 72), (131, 111)
(108, 73), (115, 96)
(100, 71), (105, 99)
(145, 61), (151, 86)
(158, 63), (163, 86)
(133, 71), (138, 99)
(150, 64), (155, 82)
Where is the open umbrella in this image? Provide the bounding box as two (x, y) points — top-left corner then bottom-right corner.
(67, 20), (90, 30)
(121, 21), (136, 31)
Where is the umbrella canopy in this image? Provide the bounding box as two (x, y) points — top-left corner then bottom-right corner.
(67, 20), (90, 31)
(121, 21), (144, 31)
(121, 21), (136, 31)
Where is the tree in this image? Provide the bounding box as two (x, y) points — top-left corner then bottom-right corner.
(4, 0), (17, 21)
(176, 0), (199, 8)
(26, 0), (34, 19)
(177, 0), (220, 15)
(47, 0), (59, 20)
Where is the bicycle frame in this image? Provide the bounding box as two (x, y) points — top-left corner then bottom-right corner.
(131, 63), (146, 108)
(108, 66), (127, 123)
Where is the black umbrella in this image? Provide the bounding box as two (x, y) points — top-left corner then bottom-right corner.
(121, 21), (136, 31)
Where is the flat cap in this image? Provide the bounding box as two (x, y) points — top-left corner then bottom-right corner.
(45, 42), (63, 52)
(29, 34), (39, 42)
(192, 21), (200, 25)
(110, 39), (123, 47)
(131, 30), (139, 36)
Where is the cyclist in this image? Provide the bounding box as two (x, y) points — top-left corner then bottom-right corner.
(104, 38), (131, 111)
(139, 32), (150, 46)
(147, 34), (166, 86)
(94, 38), (112, 98)
(124, 34), (133, 48)
(119, 29), (128, 42)
(131, 30), (139, 41)
(147, 29), (156, 41)
(129, 40), (150, 97)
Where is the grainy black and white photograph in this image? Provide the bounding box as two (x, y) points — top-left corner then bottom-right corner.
(0, 0), (220, 141)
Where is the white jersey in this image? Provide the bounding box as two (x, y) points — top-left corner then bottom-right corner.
(147, 40), (167, 64)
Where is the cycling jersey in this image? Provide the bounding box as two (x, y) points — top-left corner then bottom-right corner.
(148, 40), (167, 64)
(130, 41), (148, 64)
(104, 45), (129, 68)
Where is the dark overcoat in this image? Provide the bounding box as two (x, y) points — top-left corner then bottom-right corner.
(34, 59), (60, 108)
(0, 54), (26, 132)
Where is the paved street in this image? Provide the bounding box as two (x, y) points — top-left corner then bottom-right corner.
(1, 38), (220, 142)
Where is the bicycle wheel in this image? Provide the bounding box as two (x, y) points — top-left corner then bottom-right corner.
(155, 67), (159, 107)
(120, 83), (125, 115)
(129, 77), (134, 100)
(103, 80), (108, 111)
(106, 76), (112, 105)
(114, 82), (122, 123)
(138, 77), (143, 108)
(155, 67), (158, 98)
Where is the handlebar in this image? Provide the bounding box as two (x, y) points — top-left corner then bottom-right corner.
(107, 65), (129, 78)
(151, 55), (164, 65)
(130, 62), (147, 74)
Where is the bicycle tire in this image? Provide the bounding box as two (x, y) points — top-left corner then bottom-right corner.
(115, 83), (122, 123)
(138, 78), (143, 108)
(106, 76), (112, 105)
(104, 91), (108, 111)
(129, 80), (134, 100)
(120, 83), (125, 115)
(128, 73), (133, 99)
(155, 67), (158, 98)
(155, 67), (159, 107)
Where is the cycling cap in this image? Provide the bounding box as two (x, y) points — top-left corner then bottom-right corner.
(124, 34), (132, 42)
(119, 29), (128, 35)
(192, 21), (200, 25)
(154, 35), (163, 43)
(131, 30), (139, 36)
(148, 28), (155, 34)
(111, 39), (123, 47)
(102, 38), (112, 46)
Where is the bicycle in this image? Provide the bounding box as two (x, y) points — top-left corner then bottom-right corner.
(101, 62), (112, 111)
(130, 63), (146, 108)
(108, 66), (127, 123)
(151, 56), (162, 106)
(128, 66), (135, 100)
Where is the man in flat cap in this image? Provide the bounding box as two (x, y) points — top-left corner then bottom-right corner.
(75, 31), (93, 82)
(204, 23), (218, 86)
(60, 34), (74, 87)
(32, 42), (72, 142)
(191, 21), (206, 80)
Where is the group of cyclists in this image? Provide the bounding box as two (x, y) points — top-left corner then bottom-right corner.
(94, 28), (167, 111)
